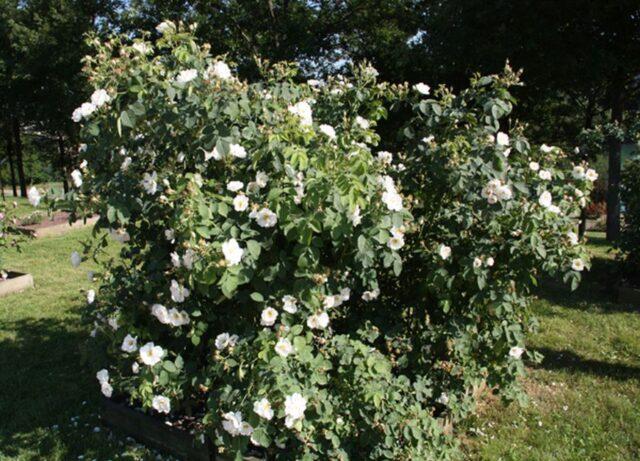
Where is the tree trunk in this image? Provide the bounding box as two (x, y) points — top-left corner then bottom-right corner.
(4, 123), (18, 197)
(606, 79), (623, 242)
(58, 133), (69, 194)
(12, 118), (27, 198)
(578, 94), (595, 240)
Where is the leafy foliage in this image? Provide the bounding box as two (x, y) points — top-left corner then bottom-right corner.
(619, 158), (640, 286)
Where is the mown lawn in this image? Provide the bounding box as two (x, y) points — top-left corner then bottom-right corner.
(0, 229), (638, 460)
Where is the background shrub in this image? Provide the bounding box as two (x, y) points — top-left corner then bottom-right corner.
(619, 158), (640, 286)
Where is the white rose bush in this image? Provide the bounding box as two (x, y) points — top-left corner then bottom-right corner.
(71, 25), (595, 460)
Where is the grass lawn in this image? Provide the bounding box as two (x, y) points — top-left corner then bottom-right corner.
(2, 182), (65, 219)
(0, 229), (638, 460)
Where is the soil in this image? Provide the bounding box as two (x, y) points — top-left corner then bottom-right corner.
(19, 212), (74, 231)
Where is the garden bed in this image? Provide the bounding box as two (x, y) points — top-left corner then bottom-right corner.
(100, 397), (264, 461)
(617, 284), (640, 305)
(17, 212), (98, 238)
(0, 271), (34, 297)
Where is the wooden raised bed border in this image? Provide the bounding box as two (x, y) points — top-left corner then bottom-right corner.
(100, 398), (264, 461)
(0, 272), (34, 298)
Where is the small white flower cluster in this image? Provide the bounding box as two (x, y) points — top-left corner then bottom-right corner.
(222, 411), (254, 437)
(222, 239), (244, 266)
(319, 124), (336, 140)
(206, 61), (232, 80)
(152, 395), (171, 414)
(288, 101), (313, 126)
(215, 332), (240, 350)
(204, 143), (247, 161)
(139, 342), (165, 366)
(379, 175), (403, 211)
(481, 179), (512, 204)
(141, 171), (158, 195)
(387, 226), (405, 250)
(175, 68), (198, 85)
(72, 89), (111, 122)
(151, 303), (191, 327)
(538, 191), (561, 214)
(472, 255), (494, 269)
(250, 207), (277, 228)
(170, 279), (190, 302)
(572, 165), (598, 182)
(96, 369), (113, 397)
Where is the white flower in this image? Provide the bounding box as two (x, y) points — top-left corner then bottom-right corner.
(436, 393), (449, 405)
(413, 82), (430, 95)
(348, 206), (362, 226)
(222, 238), (244, 266)
(168, 308), (190, 327)
(152, 395), (171, 414)
(363, 65), (378, 78)
(170, 279), (190, 303)
(255, 171), (269, 188)
(87, 289), (95, 304)
(282, 295), (298, 314)
(339, 287), (351, 301)
(141, 171), (158, 194)
(473, 257), (483, 269)
(496, 185), (513, 201)
(585, 168), (598, 182)
(319, 124), (336, 140)
(572, 165), (585, 180)
(204, 146), (221, 161)
(222, 412), (244, 436)
(165, 229), (175, 242)
(284, 393), (307, 427)
(121, 334), (138, 353)
(71, 251), (82, 268)
(307, 79), (321, 86)
(362, 288), (380, 301)
(107, 316), (119, 330)
(509, 346), (525, 359)
(307, 311), (329, 330)
(548, 204), (561, 214)
(571, 258), (585, 272)
(132, 362), (140, 374)
(152, 304), (171, 324)
(170, 252), (181, 268)
(156, 20), (175, 34)
(101, 382), (113, 398)
(72, 102), (96, 122)
(377, 151), (393, 165)
(255, 208), (277, 227)
(96, 369), (109, 384)
(260, 307), (278, 326)
(387, 234), (405, 251)
(438, 244), (451, 260)
(229, 143), (247, 159)
(538, 191), (552, 208)
(323, 295), (339, 309)
(540, 144), (554, 153)
(109, 228), (130, 243)
(275, 338), (293, 357)
(233, 194), (249, 212)
(288, 101), (313, 126)
(355, 116), (370, 129)
(538, 170), (552, 181)
(529, 161), (540, 171)
(182, 249), (196, 270)
(90, 89), (111, 108)
(568, 231), (579, 246)
(227, 181), (244, 192)
(175, 69), (198, 85)
(132, 42), (152, 54)
(27, 186), (41, 206)
(485, 257), (495, 267)
(208, 61), (232, 80)
(139, 342), (164, 366)
(215, 332), (239, 350)
(496, 132), (510, 146)
(254, 398), (274, 420)
(422, 135), (435, 144)
(382, 190), (403, 211)
(120, 157), (132, 171)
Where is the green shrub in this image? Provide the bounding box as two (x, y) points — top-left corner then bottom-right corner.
(620, 158), (640, 286)
(68, 24), (595, 460)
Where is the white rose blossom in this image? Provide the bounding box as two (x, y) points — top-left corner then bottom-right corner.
(156, 20), (175, 34)
(222, 238), (244, 266)
(438, 244), (452, 260)
(538, 191), (552, 208)
(207, 61), (232, 80)
(90, 89), (111, 108)
(215, 332), (239, 350)
(509, 346), (525, 359)
(319, 124), (336, 140)
(139, 342), (164, 366)
(121, 334), (138, 353)
(288, 101), (313, 126)
(141, 171), (158, 194)
(413, 82), (430, 95)
(307, 311), (329, 330)
(152, 395), (171, 414)
(571, 258), (585, 272)
(255, 208), (277, 227)
(254, 398), (274, 420)
(282, 295), (298, 314)
(233, 194), (249, 212)
(284, 393), (307, 428)
(152, 304), (171, 324)
(170, 279), (190, 303)
(275, 338), (294, 357)
(260, 307), (278, 327)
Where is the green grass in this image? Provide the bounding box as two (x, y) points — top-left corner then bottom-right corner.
(463, 233), (640, 460)
(2, 182), (64, 219)
(0, 230), (638, 460)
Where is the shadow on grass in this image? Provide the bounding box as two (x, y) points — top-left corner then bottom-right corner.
(534, 347), (640, 381)
(0, 316), (100, 459)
